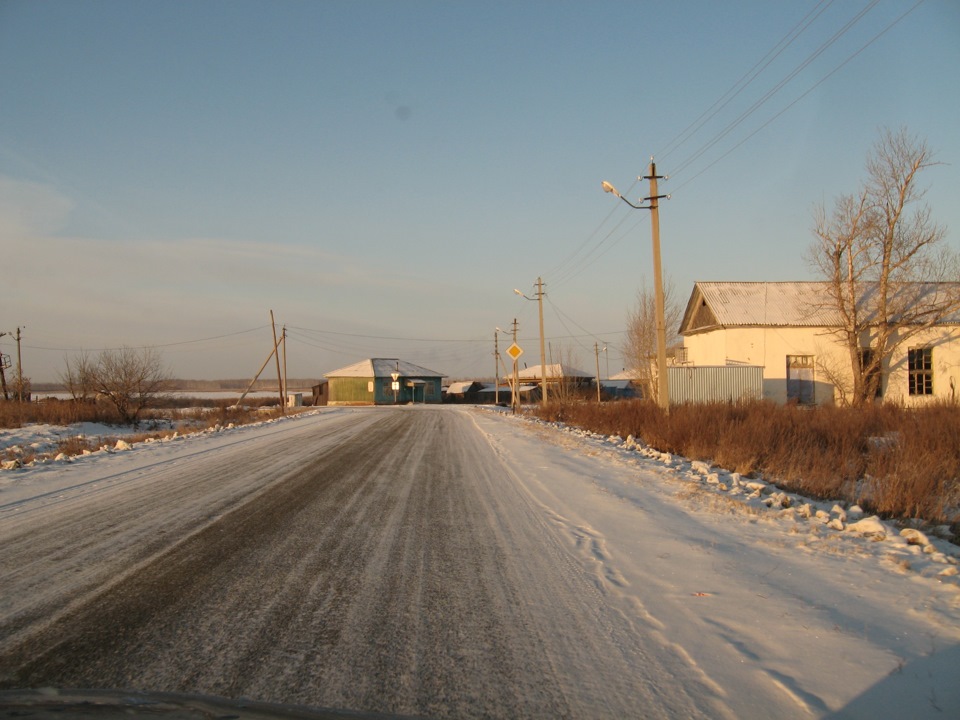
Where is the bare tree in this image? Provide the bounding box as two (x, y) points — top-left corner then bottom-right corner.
(90, 346), (172, 424)
(623, 279), (681, 403)
(807, 127), (958, 405)
(59, 351), (96, 402)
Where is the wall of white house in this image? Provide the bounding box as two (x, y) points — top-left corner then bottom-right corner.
(683, 325), (960, 405)
(880, 326), (960, 405)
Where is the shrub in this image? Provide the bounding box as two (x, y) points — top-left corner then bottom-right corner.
(528, 399), (959, 524)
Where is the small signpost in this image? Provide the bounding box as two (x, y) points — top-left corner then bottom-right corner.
(391, 371), (400, 403)
(506, 343), (523, 412)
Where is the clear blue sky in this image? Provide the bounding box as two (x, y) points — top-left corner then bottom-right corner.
(3, 0), (958, 382)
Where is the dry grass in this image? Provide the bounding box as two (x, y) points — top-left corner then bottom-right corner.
(529, 399), (960, 525)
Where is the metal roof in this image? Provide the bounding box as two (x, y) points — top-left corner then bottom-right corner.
(681, 281), (960, 335)
(325, 358), (444, 379)
(516, 363), (593, 380)
(685, 282), (839, 330)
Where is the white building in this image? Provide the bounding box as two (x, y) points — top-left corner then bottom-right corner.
(679, 281), (960, 405)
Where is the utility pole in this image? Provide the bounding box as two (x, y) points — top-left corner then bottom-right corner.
(494, 328), (501, 406)
(647, 162), (669, 412)
(0, 332), (9, 400)
(602, 160), (670, 411)
(512, 318), (520, 413)
(281, 326), (288, 407)
(594, 342), (602, 403)
(515, 279), (548, 407)
(536, 277), (547, 406)
(270, 311), (284, 414)
(15, 327), (24, 404)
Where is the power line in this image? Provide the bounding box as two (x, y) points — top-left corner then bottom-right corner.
(20, 325), (272, 354)
(656, 0), (836, 162)
(670, 0), (883, 180)
(671, 0), (926, 195)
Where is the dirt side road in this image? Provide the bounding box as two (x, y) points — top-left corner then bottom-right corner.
(0, 408), (721, 719)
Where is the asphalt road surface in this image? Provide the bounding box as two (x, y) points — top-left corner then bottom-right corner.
(0, 408), (723, 719)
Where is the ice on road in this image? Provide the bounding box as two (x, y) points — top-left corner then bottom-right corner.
(1, 407), (958, 719)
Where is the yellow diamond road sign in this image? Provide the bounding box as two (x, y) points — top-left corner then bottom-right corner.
(506, 343), (523, 361)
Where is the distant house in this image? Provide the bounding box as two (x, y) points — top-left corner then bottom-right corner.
(604, 370), (644, 399)
(518, 363), (593, 391)
(325, 358), (444, 405)
(443, 380), (485, 403)
(679, 281), (960, 405)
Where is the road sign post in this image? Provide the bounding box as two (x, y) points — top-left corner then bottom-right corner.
(506, 343), (523, 412)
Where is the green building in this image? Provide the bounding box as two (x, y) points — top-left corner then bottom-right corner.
(325, 358), (444, 405)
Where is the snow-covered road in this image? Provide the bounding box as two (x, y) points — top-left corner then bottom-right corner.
(1, 406), (958, 719)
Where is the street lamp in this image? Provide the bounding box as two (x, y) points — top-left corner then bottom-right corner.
(602, 161), (670, 410)
(515, 278), (548, 407)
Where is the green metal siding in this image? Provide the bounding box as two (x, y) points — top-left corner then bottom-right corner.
(328, 377), (375, 404)
(328, 375), (444, 405)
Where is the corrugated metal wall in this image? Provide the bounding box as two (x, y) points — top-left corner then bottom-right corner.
(668, 366), (763, 404)
(328, 377), (375, 404)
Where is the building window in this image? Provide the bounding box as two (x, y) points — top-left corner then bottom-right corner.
(425, 381), (435, 396)
(786, 355), (815, 405)
(908, 347), (933, 396)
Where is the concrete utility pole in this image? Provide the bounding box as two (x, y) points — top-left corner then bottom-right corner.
(595, 342), (602, 403)
(602, 160), (670, 411)
(515, 279), (548, 407)
(494, 328), (501, 406)
(647, 163), (669, 412)
(15, 327), (24, 404)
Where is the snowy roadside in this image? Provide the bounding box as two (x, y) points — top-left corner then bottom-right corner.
(0, 409), (328, 503)
(492, 408), (960, 585)
(468, 407), (960, 718)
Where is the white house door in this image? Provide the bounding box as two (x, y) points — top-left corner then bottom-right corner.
(786, 355), (815, 405)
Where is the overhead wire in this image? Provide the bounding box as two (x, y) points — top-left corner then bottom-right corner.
(669, 0), (884, 180)
(656, 0), (836, 162)
(670, 0), (927, 195)
(545, 178), (640, 286)
(20, 325), (272, 354)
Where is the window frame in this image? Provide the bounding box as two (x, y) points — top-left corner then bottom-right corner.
(907, 347), (933, 396)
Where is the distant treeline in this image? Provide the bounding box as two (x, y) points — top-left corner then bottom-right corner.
(31, 379), (323, 393)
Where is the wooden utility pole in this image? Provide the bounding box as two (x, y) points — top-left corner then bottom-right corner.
(270, 311), (284, 414)
(281, 326), (288, 405)
(234, 331), (285, 407)
(0, 331), (10, 400)
(647, 162), (669, 411)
